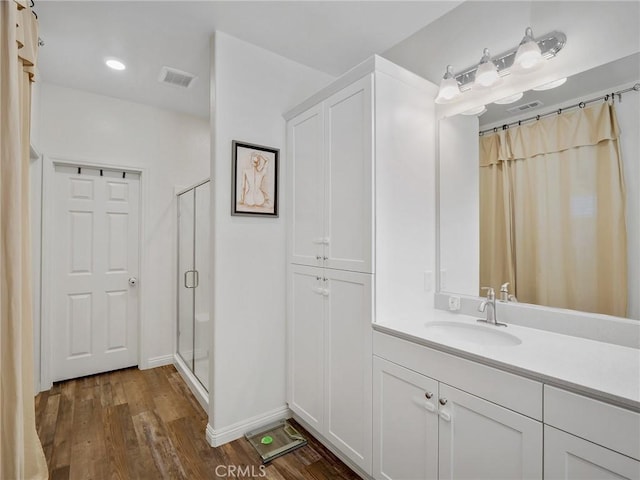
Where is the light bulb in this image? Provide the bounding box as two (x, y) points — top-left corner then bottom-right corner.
(514, 27), (542, 70)
(474, 49), (499, 88)
(435, 65), (461, 104)
(105, 58), (126, 71)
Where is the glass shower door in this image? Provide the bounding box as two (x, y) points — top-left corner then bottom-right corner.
(193, 182), (210, 390)
(178, 189), (195, 372)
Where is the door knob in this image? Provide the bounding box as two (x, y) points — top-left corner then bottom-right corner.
(129, 277), (138, 286)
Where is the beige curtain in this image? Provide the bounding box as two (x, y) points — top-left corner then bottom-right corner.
(1, 1), (48, 478)
(480, 102), (627, 317)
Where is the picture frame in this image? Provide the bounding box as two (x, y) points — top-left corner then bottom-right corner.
(231, 140), (280, 217)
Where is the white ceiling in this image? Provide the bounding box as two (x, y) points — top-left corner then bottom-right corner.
(35, 1), (462, 119)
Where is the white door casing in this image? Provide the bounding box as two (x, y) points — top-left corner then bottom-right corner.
(50, 164), (140, 382)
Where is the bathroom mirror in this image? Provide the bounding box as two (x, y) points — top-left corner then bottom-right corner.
(438, 52), (640, 320)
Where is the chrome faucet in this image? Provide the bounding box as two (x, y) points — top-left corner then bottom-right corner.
(499, 282), (518, 303)
(477, 287), (507, 327)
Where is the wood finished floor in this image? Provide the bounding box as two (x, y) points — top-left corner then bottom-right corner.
(35, 365), (360, 480)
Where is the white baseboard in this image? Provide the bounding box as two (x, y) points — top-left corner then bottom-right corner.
(206, 405), (290, 447)
(144, 354), (174, 369)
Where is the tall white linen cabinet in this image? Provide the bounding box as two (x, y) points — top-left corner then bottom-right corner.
(285, 56), (437, 476)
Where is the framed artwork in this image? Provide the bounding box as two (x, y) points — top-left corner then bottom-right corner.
(231, 140), (279, 217)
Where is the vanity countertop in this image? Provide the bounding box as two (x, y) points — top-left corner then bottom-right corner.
(373, 309), (640, 411)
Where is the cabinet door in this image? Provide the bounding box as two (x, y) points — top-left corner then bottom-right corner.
(373, 357), (439, 480)
(287, 265), (325, 430)
(544, 426), (640, 480)
(324, 269), (373, 472)
(288, 104), (325, 267)
(324, 75), (373, 273)
(438, 384), (542, 480)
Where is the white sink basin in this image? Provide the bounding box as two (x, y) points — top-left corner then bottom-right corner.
(423, 321), (522, 347)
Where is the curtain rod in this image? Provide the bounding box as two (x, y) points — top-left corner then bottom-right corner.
(479, 82), (640, 136)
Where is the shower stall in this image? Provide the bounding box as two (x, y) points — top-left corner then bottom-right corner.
(175, 179), (210, 405)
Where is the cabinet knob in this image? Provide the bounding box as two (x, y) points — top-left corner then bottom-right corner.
(323, 256), (328, 261)
(316, 255), (322, 260)
(425, 392), (433, 399)
(439, 398), (448, 406)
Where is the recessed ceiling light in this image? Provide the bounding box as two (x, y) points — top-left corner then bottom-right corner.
(461, 105), (487, 116)
(494, 92), (524, 104)
(105, 58), (126, 71)
(533, 77), (567, 91)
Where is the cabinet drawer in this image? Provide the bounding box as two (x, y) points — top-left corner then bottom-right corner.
(373, 331), (542, 420)
(544, 386), (640, 460)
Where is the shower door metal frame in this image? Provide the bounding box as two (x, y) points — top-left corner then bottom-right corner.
(176, 178), (210, 390)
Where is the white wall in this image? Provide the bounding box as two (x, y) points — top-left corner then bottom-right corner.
(616, 89), (639, 320)
(438, 115), (479, 296)
(37, 83), (209, 384)
(209, 31), (333, 440)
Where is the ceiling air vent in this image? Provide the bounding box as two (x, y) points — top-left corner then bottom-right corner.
(506, 100), (544, 114)
(158, 66), (197, 89)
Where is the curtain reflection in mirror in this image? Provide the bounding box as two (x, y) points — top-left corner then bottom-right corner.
(479, 102), (627, 317)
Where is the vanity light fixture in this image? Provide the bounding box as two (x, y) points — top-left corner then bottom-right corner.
(461, 105), (487, 116)
(434, 28), (566, 102)
(513, 27), (543, 70)
(435, 65), (461, 104)
(105, 58), (126, 71)
(533, 77), (567, 91)
(494, 92), (524, 104)
(474, 49), (500, 88)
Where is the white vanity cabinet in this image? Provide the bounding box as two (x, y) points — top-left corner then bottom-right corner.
(288, 264), (373, 472)
(543, 386), (640, 480)
(373, 355), (542, 480)
(373, 331), (543, 480)
(287, 75), (373, 274)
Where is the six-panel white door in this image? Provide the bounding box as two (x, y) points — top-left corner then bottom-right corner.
(51, 165), (140, 381)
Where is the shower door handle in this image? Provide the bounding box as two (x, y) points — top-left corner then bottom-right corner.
(184, 270), (195, 288)
(184, 270), (200, 288)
